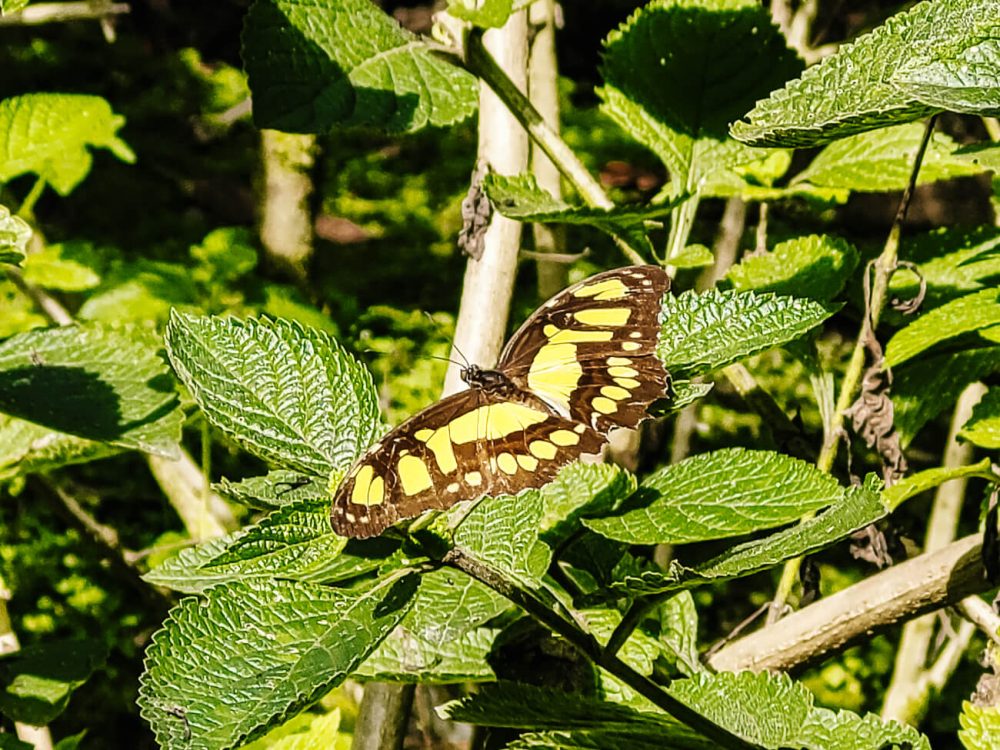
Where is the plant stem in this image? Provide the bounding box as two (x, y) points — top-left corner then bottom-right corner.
(444, 547), (762, 750)
(0, 1), (128, 25)
(769, 115), (938, 618)
(955, 596), (1000, 647)
(16, 177), (47, 221)
(462, 29), (645, 265)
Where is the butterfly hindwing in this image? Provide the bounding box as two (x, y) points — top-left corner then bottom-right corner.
(330, 389), (605, 538)
(498, 265), (669, 433)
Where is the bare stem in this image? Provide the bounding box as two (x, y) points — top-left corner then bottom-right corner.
(0, 1), (128, 25)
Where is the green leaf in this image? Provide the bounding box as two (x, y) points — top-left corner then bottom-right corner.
(894, 38), (1000, 116)
(242, 0), (477, 134)
(658, 289), (835, 379)
(0, 414), (121, 479)
(53, 732), (86, 750)
(21, 242), (102, 292)
(446, 0), (524, 28)
(668, 380), (714, 410)
(439, 681), (680, 730)
(0, 94), (134, 195)
(484, 173), (682, 256)
(0, 737), (34, 750)
(165, 312), (383, 477)
(725, 235), (859, 302)
(78, 260), (198, 325)
(455, 489), (550, 584)
(213, 470), (329, 511)
(401, 568), (508, 651)
(960, 701), (1000, 750)
(667, 671), (929, 749)
(892, 225), (1000, 310)
(655, 591), (701, 676)
(959, 389), (1000, 448)
(885, 288), (1000, 367)
(791, 123), (982, 193)
(1, 1), (32, 15)
(0, 325), (182, 457)
(0, 205), (30, 265)
(955, 143), (1000, 172)
(893, 347), (1000, 445)
(139, 575), (417, 750)
(242, 709), (346, 750)
(585, 448), (844, 545)
(0, 639), (107, 726)
(732, 0), (996, 146)
(142, 499), (347, 593)
(356, 625), (498, 683)
(540, 462), (637, 543)
(599, 0), (800, 195)
(669, 245), (714, 269)
(884, 459), (995, 508)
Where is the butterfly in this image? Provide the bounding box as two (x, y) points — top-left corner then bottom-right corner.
(330, 265), (671, 538)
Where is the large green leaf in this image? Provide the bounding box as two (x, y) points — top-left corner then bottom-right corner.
(241, 0), (477, 134)
(959, 701), (1000, 750)
(0, 325), (181, 457)
(0, 205), (30, 266)
(885, 288), (1000, 367)
(142, 499), (347, 593)
(356, 625), (498, 683)
(540, 462), (637, 543)
(0, 639), (107, 726)
(0, 414), (121, 479)
(400, 568), (508, 652)
(658, 289), (834, 378)
(732, 0), (995, 146)
(599, 0), (800, 196)
(213, 470), (329, 511)
(724, 235), (859, 302)
(883, 460), (995, 508)
(893, 347), (1000, 445)
(21, 242), (102, 292)
(455, 489), (551, 584)
(0, 94), (134, 195)
(959, 388), (1000, 448)
(139, 575), (417, 750)
(791, 123), (983, 192)
(584, 448), (844, 545)
(165, 312), (383, 477)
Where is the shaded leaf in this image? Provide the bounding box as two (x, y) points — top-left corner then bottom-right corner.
(669, 244), (714, 269)
(791, 123), (982, 192)
(658, 289), (834, 378)
(955, 143), (1000, 172)
(725, 235), (859, 302)
(894, 38), (1000, 116)
(0, 325), (181, 457)
(885, 288), (1000, 367)
(959, 388), (1000, 448)
(540, 462), (637, 543)
(401, 568), (507, 651)
(213, 470), (329, 511)
(0, 94), (134, 195)
(139, 575), (417, 750)
(356, 626), (498, 683)
(585, 448), (843, 545)
(506, 727), (710, 750)
(0, 205), (30, 265)
(0, 413), (121, 479)
(732, 0), (995, 146)
(655, 591), (701, 676)
(165, 312), (383, 477)
(242, 0), (477, 134)
(0, 639), (107, 726)
(142, 499), (347, 594)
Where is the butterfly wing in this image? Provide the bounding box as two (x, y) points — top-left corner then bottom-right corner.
(498, 265), (670, 434)
(331, 388), (605, 538)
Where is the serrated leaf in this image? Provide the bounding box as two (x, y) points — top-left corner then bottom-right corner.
(658, 289), (834, 378)
(242, 0), (477, 134)
(142, 499), (347, 593)
(0, 639), (107, 726)
(725, 235), (859, 302)
(446, 0), (525, 28)
(540, 462), (637, 543)
(139, 575), (417, 750)
(599, 0), (800, 197)
(668, 380), (714, 410)
(585, 609), (669, 707)
(455, 489), (550, 584)
(893, 346), (1000, 445)
(884, 459), (995, 508)
(21, 242), (102, 291)
(732, 0), (996, 146)
(584, 448), (844, 545)
(0, 94), (134, 195)
(0, 205), (30, 264)
(791, 123), (982, 193)
(0, 325), (182, 457)
(401, 568), (508, 651)
(799, 706), (930, 750)
(885, 288), (1000, 367)
(655, 591), (701, 676)
(959, 701), (1000, 750)
(213, 470), (329, 511)
(959, 388), (1000, 448)
(242, 709), (345, 750)
(669, 245), (714, 269)
(0, 413), (121, 479)
(484, 173), (682, 256)
(894, 38), (1000, 116)
(165, 312), (383, 477)
(356, 625), (498, 683)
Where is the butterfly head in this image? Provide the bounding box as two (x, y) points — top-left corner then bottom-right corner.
(460, 363), (513, 393)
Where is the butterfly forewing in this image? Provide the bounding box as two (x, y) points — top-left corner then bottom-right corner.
(498, 265), (670, 433)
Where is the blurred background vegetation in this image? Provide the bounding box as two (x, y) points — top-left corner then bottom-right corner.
(1, 1), (997, 747)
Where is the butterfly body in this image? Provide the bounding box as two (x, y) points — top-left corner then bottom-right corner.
(331, 265), (670, 538)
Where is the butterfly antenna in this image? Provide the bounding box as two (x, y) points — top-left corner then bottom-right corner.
(428, 353), (466, 369)
(451, 340), (471, 369)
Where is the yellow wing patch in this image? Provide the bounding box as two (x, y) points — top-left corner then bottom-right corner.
(573, 307), (631, 327)
(398, 454), (433, 496)
(351, 465), (385, 507)
(572, 277), (628, 300)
